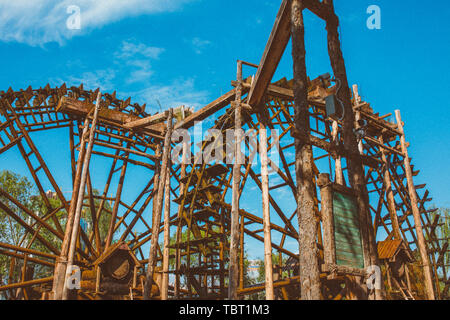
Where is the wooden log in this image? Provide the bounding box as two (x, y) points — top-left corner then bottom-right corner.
(379, 136), (402, 240)
(124, 111), (168, 130)
(291, 0), (321, 300)
(58, 96), (165, 134)
(395, 110), (435, 300)
(228, 61), (243, 300)
(0, 277), (54, 292)
(144, 109), (174, 300)
(260, 127), (274, 300)
(62, 91), (101, 300)
(52, 111), (90, 300)
(324, 0), (384, 300)
(161, 170), (171, 300)
(247, 0), (291, 108)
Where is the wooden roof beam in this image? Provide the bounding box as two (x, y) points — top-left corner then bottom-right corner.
(247, 0), (291, 108)
(175, 88), (240, 130)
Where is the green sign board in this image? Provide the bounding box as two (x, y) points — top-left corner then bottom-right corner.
(333, 191), (365, 269)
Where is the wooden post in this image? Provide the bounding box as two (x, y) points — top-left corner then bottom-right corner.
(144, 109), (174, 300)
(229, 61), (243, 300)
(379, 136), (402, 240)
(395, 109), (435, 300)
(161, 170), (171, 300)
(260, 127), (274, 300)
(174, 139), (187, 299)
(291, 0), (321, 300)
(62, 91), (102, 300)
(52, 116), (90, 300)
(324, 0), (384, 300)
(239, 214), (245, 291)
(318, 174), (336, 266)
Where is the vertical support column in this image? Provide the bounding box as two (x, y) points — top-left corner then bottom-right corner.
(324, 0), (384, 300)
(239, 214), (245, 291)
(379, 136), (402, 240)
(228, 61), (243, 300)
(62, 91), (102, 300)
(174, 140), (187, 299)
(260, 127), (274, 300)
(395, 110), (435, 300)
(161, 170), (171, 300)
(144, 109), (174, 300)
(52, 116), (90, 300)
(291, 0), (321, 300)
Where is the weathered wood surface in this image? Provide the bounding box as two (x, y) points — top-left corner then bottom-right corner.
(292, 0), (321, 300)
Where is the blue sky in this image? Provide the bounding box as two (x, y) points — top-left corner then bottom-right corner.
(0, 0), (449, 259)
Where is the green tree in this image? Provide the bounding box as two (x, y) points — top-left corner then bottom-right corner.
(0, 170), (113, 290)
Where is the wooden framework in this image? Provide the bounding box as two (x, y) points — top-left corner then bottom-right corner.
(0, 0), (448, 300)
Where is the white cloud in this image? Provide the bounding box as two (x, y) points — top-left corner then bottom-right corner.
(115, 41), (165, 84)
(134, 78), (209, 112)
(52, 69), (116, 91)
(0, 0), (195, 46)
(115, 41), (165, 60)
(190, 37), (211, 54)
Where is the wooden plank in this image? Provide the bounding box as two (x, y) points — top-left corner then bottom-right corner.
(175, 89), (238, 129)
(247, 0), (291, 108)
(333, 191), (365, 270)
(57, 97), (165, 134)
(124, 111), (168, 130)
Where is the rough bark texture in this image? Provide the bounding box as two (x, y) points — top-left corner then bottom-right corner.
(291, 0), (322, 300)
(51, 117), (90, 300)
(228, 61), (243, 300)
(260, 127), (274, 300)
(324, 0), (385, 300)
(143, 109), (174, 300)
(161, 171), (171, 300)
(396, 110), (435, 300)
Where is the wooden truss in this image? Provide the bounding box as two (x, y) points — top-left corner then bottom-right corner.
(0, 0), (448, 300)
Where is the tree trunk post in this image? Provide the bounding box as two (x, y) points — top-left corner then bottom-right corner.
(324, 0), (385, 300)
(228, 60), (243, 300)
(395, 109), (435, 300)
(144, 109), (174, 300)
(161, 169), (171, 300)
(260, 126), (274, 300)
(62, 91), (102, 300)
(379, 135), (402, 240)
(291, 0), (322, 300)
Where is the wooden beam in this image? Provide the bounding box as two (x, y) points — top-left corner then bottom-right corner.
(124, 111), (168, 130)
(175, 89), (238, 129)
(228, 61), (243, 300)
(144, 109), (174, 300)
(395, 109), (435, 300)
(58, 97), (165, 134)
(260, 127), (274, 300)
(291, 0), (322, 300)
(247, 0), (291, 108)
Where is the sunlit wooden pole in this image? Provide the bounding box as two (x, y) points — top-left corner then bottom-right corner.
(395, 110), (435, 300)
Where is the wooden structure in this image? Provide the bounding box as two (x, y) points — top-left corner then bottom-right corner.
(0, 0), (448, 300)
(378, 240), (416, 300)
